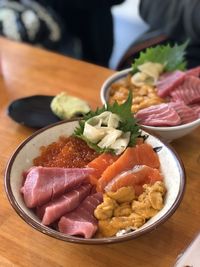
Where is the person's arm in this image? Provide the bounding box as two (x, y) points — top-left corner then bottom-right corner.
(139, 0), (200, 42)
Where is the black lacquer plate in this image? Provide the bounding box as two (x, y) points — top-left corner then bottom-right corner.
(7, 95), (60, 128)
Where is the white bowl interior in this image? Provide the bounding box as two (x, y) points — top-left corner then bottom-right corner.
(5, 120), (185, 242)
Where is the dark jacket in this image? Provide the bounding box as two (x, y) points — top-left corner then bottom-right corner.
(36, 0), (125, 66)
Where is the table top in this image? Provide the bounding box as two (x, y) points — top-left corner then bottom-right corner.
(0, 37), (200, 267)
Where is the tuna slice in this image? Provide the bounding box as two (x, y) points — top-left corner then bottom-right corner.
(169, 101), (199, 124)
(185, 66), (200, 77)
(37, 183), (92, 225)
(104, 165), (163, 196)
(97, 143), (160, 192)
(135, 103), (169, 119)
(21, 166), (93, 208)
(136, 103), (181, 126)
(170, 76), (200, 105)
(190, 104), (200, 117)
(156, 70), (185, 97)
(58, 192), (103, 238)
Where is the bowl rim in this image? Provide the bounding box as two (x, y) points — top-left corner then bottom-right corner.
(100, 68), (200, 130)
(4, 119), (186, 244)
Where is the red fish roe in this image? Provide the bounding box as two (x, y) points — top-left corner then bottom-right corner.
(33, 136), (98, 168)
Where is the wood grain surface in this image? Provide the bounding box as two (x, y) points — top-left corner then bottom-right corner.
(0, 37), (200, 267)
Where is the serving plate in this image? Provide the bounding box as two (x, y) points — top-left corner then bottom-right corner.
(7, 95), (60, 128)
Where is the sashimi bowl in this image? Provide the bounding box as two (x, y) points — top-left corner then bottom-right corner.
(101, 68), (200, 142)
(5, 119), (186, 244)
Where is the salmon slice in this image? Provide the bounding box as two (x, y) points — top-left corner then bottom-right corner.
(136, 143), (160, 168)
(87, 153), (119, 185)
(135, 137), (145, 145)
(104, 165), (163, 196)
(97, 143), (160, 192)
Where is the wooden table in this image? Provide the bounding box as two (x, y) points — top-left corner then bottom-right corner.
(0, 37), (200, 267)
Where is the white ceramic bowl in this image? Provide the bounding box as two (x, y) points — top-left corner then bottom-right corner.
(101, 68), (200, 142)
(5, 120), (185, 244)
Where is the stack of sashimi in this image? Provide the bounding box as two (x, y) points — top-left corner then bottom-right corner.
(21, 142), (164, 239)
(136, 66), (200, 126)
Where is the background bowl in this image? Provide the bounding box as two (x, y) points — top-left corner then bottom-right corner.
(101, 68), (200, 142)
(5, 120), (185, 244)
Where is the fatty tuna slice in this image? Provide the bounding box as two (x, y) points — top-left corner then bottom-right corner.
(190, 104), (200, 117)
(170, 76), (200, 105)
(37, 183), (92, 225)
(169, 101), (199, 124)
(136, 103), (181, 126)
(156, 70), (185, 97)
(21, 166), (93, 208)
(135, 103), (169, 119)
(185, 66), (200, 77)
(58, 193), (103, 238)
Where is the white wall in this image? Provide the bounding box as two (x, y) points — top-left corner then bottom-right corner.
(109, 0), (149, 69)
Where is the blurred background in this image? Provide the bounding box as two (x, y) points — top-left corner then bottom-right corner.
(0, 0), (149, 70)
(1, 0), (200, 70)
(109, 0), (148, 69)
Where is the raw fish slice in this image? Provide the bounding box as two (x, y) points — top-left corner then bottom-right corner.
(58, 193), (103, 239)
(185, 66), (200, 77)
(136, 144), (160, 169)
(136, 104), (181, 126)
(169, 101), (198, 124)
(97, 143), (160, 192)
(156, 70), (185, 97)
(21, 166), (93, 208)
(37, 184), (92, 225)
(87, 153), (119, 185)
(60, 220), (96, 239)
(104, 165), (163, 196)
(135, 103), (169, 120)
(170, 76), (200, 105)
(190, 104), (200, 117)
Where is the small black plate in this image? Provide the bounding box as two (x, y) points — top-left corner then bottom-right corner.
(7, 95), (60, 128)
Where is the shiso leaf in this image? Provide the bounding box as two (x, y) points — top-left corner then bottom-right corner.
(132, 41), (189, 73)
(73, 91), (141, 153)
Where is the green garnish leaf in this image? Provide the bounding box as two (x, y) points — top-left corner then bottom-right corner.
(106, 92), (141, 146)
(106, 91), (133, 122)
(132, 40), (189, 73)
(74, 91), (141, 153)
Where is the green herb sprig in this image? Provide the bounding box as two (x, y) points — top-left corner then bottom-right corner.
(132, 41), (189, 73)
(74, 91), (141, 154)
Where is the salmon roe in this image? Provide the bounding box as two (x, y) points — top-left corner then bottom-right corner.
(33, 136), (98, 168)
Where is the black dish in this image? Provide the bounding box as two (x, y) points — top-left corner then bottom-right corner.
(7, 95), (60, 128)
